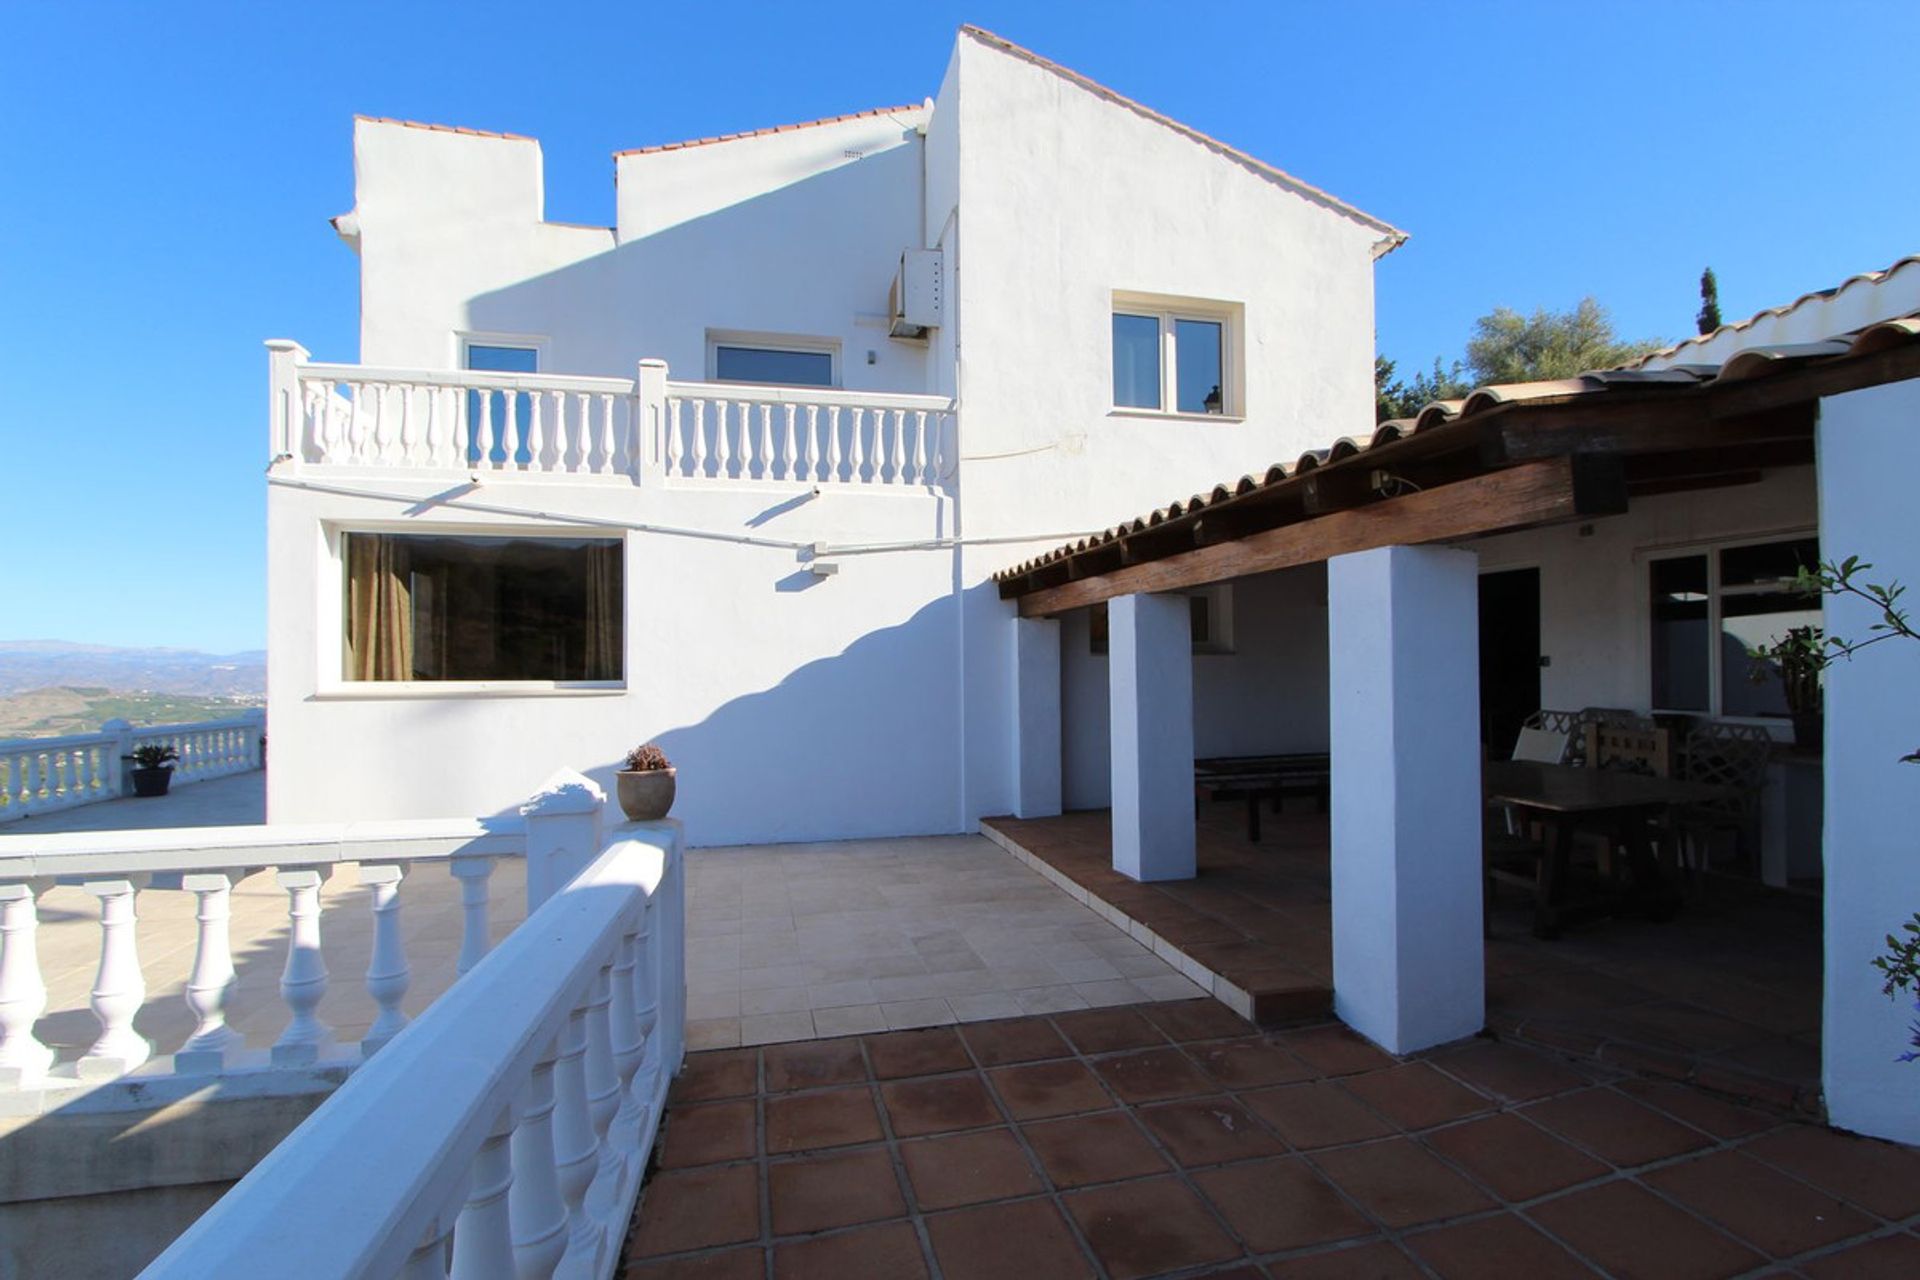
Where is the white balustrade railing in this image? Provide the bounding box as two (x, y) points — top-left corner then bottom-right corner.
(0, 711), (265, 824)
(140, 823), (685, 1280)
(269, 340), (957, 489)
(0, 815), (527, 1091)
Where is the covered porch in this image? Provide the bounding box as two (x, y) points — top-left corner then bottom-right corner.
(993, 315), (1920, 1142)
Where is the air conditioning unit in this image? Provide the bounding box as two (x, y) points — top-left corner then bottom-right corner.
(888, 249), (942, 339)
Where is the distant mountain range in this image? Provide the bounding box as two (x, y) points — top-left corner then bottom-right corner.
(0, 641), (267, 697)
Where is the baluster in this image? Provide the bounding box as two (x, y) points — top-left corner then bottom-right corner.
(756, 403), (773, 478)
(598, 394), (617, 474)
(604, 915), (651, 1185)
(176, 871), (242, 1071)
(584, 961), (620, 1155)
(474, 385), (495, 468)
(826, 405), (843, 482)
(361, 864), (411, 1055)
(551, 1003), (598, 1260)
(565, 392), (583, 471)
(451, 386), (471, 466)
(0, 882), (54, 1086)
(396, 382), (415, 464)
(69, 744), (91, 802)
(21, 753), (40, 806)
(521, 387), (542, 472)
(450, 1103), (517, 1280)
(664, 398), (682, 475)
(78, 877), (150, 1078)
(690, 401), (709, 476)
(781, 404), (798, 480)
(271, 867), (332, 1065)
(551, 391), (568, 472)
(401, 1193), (462, 1280)
(509, 1033), (568, 1280)
(714, 401), (734, 478)
(878, 408), (896, 483)
(450, 856), (495, 975)
(422, 383), (441, 466)
(850, 407), (869, 483)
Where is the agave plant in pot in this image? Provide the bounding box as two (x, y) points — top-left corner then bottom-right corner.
(616, 743), (676, 822)
(125, 744), (180, 798)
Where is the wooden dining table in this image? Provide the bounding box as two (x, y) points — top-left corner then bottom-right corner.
(1483, 760), (1734, 937)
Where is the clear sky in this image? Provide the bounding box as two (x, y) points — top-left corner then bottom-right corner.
(3, 1), (1914, 653)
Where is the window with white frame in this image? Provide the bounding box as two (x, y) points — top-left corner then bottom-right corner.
(1111, 297), (1238, 416)
(1648, 534), (1819, 717)
(341, 532), (623, 684)
(462, 339), (541, 465)
(708, 333), (838, 388)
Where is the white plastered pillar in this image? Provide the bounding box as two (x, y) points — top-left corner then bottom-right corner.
(1328, 544), (1484, 1053)
(1817, 380), (1920, 1144)
(1011, 616), (1064, 819)
(1109, 592), (1196, 881)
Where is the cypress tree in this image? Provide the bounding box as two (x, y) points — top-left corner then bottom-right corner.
(1697, 267), (1723, 335)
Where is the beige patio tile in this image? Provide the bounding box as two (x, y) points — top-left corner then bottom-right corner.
(880, 999), (956, 1030)
(811, 1004), (889, 1037)
(740, 1011), (817, 1046)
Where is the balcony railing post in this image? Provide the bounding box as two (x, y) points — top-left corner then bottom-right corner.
(633, 358), (668, 487)
(0, 880), (54, 1087)
(266, 339), (310, 469)
(520, 769), (606, 909)
(177, 870), (243, 1073)
(79, 876), (152, 1079)
(100, 718), (134, 798)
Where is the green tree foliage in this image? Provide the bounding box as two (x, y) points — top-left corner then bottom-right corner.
(1464, 297), (1664, 385)
(1697, 267), (1723, 335)
(1374, 353), (1472, 423)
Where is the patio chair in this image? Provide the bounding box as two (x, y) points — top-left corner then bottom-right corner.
(1584, 722), (1671, 778)
(1484, 726), (1566, 932)
(1673, 722), (1775, 891)
(1522, 709), (1582, 761)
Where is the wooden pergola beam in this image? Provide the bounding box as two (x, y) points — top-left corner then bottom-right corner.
(1015, 455), (1624, 617)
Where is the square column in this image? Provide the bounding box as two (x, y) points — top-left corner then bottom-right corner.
(1328, 545), (1484, 1053)
(1011, 616), (1064, 819)
(1818, 381), (1920, 1144)
(1109, 592), (1195, 881)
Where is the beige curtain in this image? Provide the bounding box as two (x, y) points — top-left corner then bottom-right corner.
(584, 541), (623, 680)
(346, 535), (414, 680)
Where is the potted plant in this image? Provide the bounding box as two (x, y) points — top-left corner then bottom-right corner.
(125, 744), (180, 798)
(616, 743), (676, 822)
(1751, 624), (1823, 752)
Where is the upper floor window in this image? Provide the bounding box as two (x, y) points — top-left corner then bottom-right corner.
(463, 339), (541, 465)
(1649, 534), (1819, 717)
(1111, 296), (1238, 416)
(710, 333), (837, 388)
(343, 532), (622, 684)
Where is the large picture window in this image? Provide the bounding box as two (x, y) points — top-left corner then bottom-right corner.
(1648, 534), (1818, 717)
(343, 533), (623, 683)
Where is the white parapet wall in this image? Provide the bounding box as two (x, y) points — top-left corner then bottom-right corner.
(0, 712), (265, 825)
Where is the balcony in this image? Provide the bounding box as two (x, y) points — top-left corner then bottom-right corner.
(268, 342), (957, 489)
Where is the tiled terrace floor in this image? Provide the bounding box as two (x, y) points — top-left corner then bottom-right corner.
(683, 836), (1208, 1050)
(983, 808), (1824, 1115)
(6, 768), (265, 833)
(620, 1001), (1920, 1279)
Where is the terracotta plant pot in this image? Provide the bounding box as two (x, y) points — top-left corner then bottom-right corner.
(131, 767), (173, 798)
(616, 768), (677, 821)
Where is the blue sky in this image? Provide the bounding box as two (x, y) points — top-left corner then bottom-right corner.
(3, 1), (1914, 653)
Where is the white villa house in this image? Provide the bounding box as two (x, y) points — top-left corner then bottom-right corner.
(4, 23), (1920, 1280)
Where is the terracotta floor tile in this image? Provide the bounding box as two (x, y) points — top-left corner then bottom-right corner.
(880, 1073), (1001, 1137)
(1311, 1138), (1495, 1229)
(1522, 1087), (1712, 1167)
(1740, 1124), (1920, 1220)
(1137, 1095), (1286, 1167)
(764, 1085), (883, 1153)
(1528, 1180), (1763, 1280)
(763, 1039), (866, 1092)
(960, 1015), (1073, 1065)
(1799, 1232), (1920, 1280)
(1428, 1041), (1588, 1103)
(669, 1048), (758, 1102)
(1281, 1025), (1397, 1076)
(1064, 1176), (1244, 1280)
(1406, 1215), (1600, 1279)
(623, 1245), (766, 1279)
(1242, 1081), (1395, 1149)
(659, 1098), (757, 1169)
(988, 1059), (1114, 1120)
(1266, 1240), (1420, 1278)
(1143, 998), (1257, 1042)
(1023, 1110), (1171, 1188)
(1423, 1113), (1609, 1201)
(864, 1027), (973, 1079)
(926, 1199), (1095, 1280)
(1339, 1063), (1493, 1132)
(768, 1146), (906, 1235)
(771, 1221), (928, 1280)
(1614, 1079), (1777, 1140)
(900, 1126), (1043, 1209)
(1089, 1046), (1214, 1103)
(1192, 1155), (1372, 1252)
(1055, 1007), (1168, 1054)
(1190, 1039), (1316, 1089)
(1640, 1149), (1877, 1258)
(628, 1163), (761, 1257)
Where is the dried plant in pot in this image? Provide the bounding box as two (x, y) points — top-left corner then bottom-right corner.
(125, 744), (180, 798)
(616, 743), (676, 822)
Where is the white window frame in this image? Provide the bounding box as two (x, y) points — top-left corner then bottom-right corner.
(706, 330), (841, 388)
(1109, 293), (1242, 420)
(317, 522), (628, 699)
(456, 331), (548, 372)
(1641, 528), (1818, 721)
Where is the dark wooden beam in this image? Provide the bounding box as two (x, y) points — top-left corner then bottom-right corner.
(1015, 456), (1624, 617)
(1300, 465), (1379, 515)
(1478, 398), (1813, 463)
